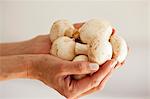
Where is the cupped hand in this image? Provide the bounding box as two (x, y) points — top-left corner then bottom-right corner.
(30, 23), (124, 98)
(29, 54), (117, 99)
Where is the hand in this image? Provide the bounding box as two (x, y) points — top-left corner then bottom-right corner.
(75, 61), (118, 98)
(29, 54), (117, 99)
(0, 53), (117, 98)
(0, 22), (123, 98)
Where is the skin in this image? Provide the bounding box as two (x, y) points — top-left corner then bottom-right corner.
(0, 34), (51, 56)
(0, 23), (124, 99)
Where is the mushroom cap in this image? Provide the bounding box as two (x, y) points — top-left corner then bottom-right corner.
(79, 19), (112, 44)
(49, 20), (75, 42)
(73, 55), (88, 62)
(50, 36), (75, 60)
(110, 34), (128, 63)
(88, 39), (112, 65)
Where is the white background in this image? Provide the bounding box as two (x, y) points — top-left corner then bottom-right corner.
(0, 0), (150, 99)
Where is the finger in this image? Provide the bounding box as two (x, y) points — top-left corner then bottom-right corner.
(78, 68), (115, 97)
(97, 68), (115, 91)
(114, 62), (121, 69)
(71, 59), (117, 98)
(114, 61), (125, 69)
(62, 61), (99, 75)
(111, 28), (116, 35)
(73, 23), (84, 29)
(121, 61), (125, 65)
(91, 59), (117, 84)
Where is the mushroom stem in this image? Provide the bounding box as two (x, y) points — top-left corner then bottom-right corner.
(75, 43), (89, 55)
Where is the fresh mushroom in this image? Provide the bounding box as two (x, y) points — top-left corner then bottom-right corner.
(72, 55), (88, 80)
(49, 20), (76, 42)
(88, 39), (113, 65)
(75, 39), (112, 65)
(110, 34), (128, 63)
(50, 36), (76, 60)
(79, 19), (112, 44)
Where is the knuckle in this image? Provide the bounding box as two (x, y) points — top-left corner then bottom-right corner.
(91, 79), (100, 87)
(76, 62), (86, 72)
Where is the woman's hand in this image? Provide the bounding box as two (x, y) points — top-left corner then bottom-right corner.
(30, 54), (117, 99)
(0, 22), (123, 98)
(0, 53), (117, 99)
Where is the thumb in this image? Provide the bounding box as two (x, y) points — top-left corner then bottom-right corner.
(63, 61), (99, 75)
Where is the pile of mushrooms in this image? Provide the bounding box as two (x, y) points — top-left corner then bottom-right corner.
(49, 19), (128, 80)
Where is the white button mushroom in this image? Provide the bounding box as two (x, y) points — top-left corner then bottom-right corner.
(88, 39), (113, 65)
(110, 34), (128, 63)
(79, 19), (112, 44)
(75, 39), (112, 65)
(49, 20), (76, 42)
(72, 55), (88, 80)
(50, 36), (76, 60)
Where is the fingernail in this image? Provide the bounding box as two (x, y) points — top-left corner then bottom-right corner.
(111, 60), (117, 68)
(89, 63), (99, 70)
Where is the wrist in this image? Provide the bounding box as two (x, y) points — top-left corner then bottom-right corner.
(0, 35), (51, 56)
(27, 54), (48, 80)
(0, 40), (32, 56)
(0, 55), (36, 80)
